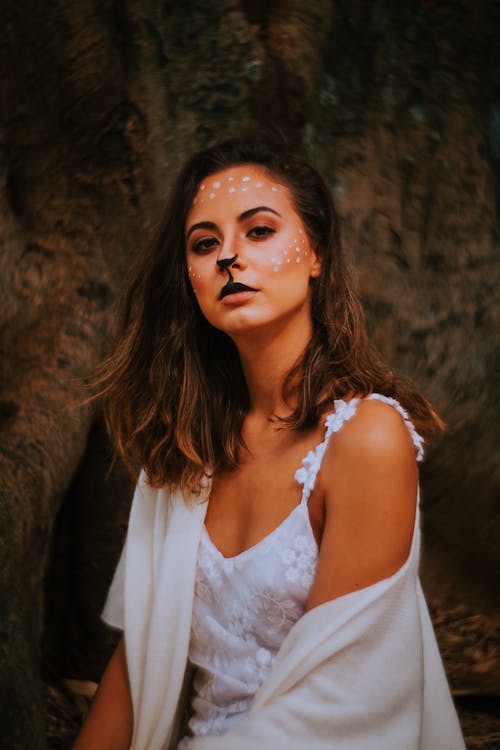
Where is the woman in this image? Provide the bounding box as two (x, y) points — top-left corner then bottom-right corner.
(73, 140), (465, 749)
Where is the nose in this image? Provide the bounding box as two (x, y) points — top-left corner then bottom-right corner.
(216, 254), (238, 271)
(215, 235), (247, 273)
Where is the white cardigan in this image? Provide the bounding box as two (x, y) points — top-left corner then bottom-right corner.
(102, 472), (465, 750)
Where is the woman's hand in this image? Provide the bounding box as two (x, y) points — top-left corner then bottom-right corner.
(306, 399), (418, 611)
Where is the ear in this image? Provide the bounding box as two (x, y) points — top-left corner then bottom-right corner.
(309, 246), (322, 279)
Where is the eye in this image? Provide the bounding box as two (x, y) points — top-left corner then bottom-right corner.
(248, 225), (276, 240)
(191, 236), (219, 254)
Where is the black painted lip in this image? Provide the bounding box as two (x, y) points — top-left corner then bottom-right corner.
(219, 281), (258, 300)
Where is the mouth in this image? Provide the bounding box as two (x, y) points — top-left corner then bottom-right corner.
(219, 281), (258, 300)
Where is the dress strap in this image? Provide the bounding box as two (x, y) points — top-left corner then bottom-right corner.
(365, 394), (425, 462)
(295, 398), (361, 505)
(294, 394), (425, 505)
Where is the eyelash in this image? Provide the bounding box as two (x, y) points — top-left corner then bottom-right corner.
(249, 225), (275, 239)
(191, 237), (218, 255)
(191, 226), (276, 254)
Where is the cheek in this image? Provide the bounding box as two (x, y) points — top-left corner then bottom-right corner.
(266, 228), (310, 274)
(187, 261), (204, 296)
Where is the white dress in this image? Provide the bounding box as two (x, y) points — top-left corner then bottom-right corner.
(101, 394), (464, 750)
(183, 394), (425, 739)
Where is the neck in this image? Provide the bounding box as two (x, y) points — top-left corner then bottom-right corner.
(233, 320), (312, 422)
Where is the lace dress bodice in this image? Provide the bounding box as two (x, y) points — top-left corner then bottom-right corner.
(183, 395), (424, 741)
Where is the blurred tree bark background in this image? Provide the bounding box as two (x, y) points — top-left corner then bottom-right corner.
(0, 1), (498, 747)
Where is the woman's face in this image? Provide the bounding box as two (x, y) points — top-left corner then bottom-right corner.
(185, 165), (321, 340)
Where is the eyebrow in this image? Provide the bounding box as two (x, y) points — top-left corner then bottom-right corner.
(186, 206), (281, 240)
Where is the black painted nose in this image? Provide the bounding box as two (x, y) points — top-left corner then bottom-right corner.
(216, 254), (238, 270)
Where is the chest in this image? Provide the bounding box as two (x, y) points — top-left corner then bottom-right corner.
(205, 423), (326, 557)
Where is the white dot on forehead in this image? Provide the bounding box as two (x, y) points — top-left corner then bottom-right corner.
(229, 186), (236, 193)
(200, 184), (206, 190)
(295, 247), (300, 252)
(192, 197), (197, 204)
(242, 176), (251, 182)
(271, 186), (278, 192)
(241, 186), (248, 192)
(212, 181), (221, 188)
(273, 266), (279, 272)
(209, 192), (215, 199)
(227, 175), (234, 181)
(255, 182), (263, 188)
(296, 258), (301, 263)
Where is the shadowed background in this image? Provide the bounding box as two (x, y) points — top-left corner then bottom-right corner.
(0, 1), (498, 748)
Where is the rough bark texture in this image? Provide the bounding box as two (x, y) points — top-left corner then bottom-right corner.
(309, 0), (500, 611)
(0, 1), (498, 747)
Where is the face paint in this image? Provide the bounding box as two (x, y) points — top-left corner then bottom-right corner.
(219, 278), (258, 300)
(215, 253), (259, 300)
(185, 164), (321, 336)
(192, 172), (281, 207)
(216, 254), (238, 272)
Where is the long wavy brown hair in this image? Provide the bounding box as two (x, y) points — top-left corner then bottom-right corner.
(95, 139), (443, 495)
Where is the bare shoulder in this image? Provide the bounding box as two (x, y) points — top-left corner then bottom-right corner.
(306, 398), (419, 609)
(318, 397), (418, 490)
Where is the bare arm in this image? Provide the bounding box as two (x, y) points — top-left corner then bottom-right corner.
(307, 399), (418, 611)
(72, 635), (133, 750)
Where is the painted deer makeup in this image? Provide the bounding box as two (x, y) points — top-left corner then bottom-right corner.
(188, 171), (313, 277)
(192, 173), (280, 207)
(215, 254), (259, 300)
(185, 164), (321, 336)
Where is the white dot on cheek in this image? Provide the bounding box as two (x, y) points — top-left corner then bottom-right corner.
(200, 184), (206, 191)
(209, 193), (215, 199)
(213, 181), (221, 188)
(229, 187), (236, 193)
(295, 247), (300, 253)
(241, 187), (248, 192)
(271, 186), (278, 192)
(242, 176), (251, 182)
(273, 266), (279, 272)
(296, 258), (301, 263)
